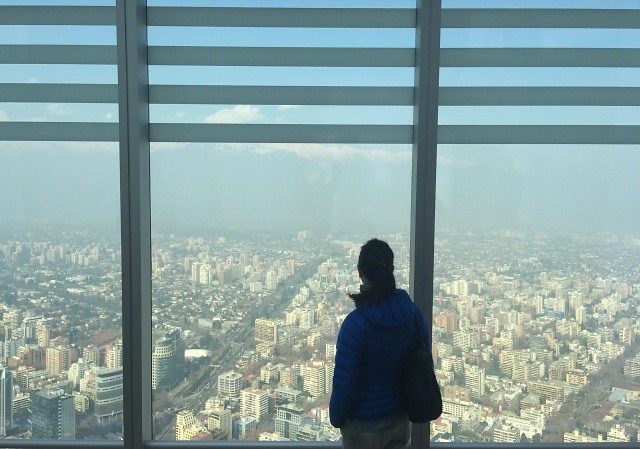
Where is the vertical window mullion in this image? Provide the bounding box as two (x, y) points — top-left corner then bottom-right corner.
(411, 0), (442, 448)
(117, 0), (152, 448)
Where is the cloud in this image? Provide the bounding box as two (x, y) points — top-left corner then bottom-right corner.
(46, 104), (72, 116)
(254, 143), (411, 163)
(26, 77), (39, 83)
(146, 142), (411, 163)
(150, 142), (189, 152)
(58, 141), (119, 153)
(277, 105), (301, 111)
(105, 112), (113, 120)
(437, 154), (474, 167)
(8, 141), (118, 153)
(204, 105), (262, 124)
(0, 110), (9, 121)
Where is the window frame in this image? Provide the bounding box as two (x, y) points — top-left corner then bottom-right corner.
(1, 0), (638, 448)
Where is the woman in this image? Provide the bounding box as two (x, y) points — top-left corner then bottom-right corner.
(330, 238), (430, 449)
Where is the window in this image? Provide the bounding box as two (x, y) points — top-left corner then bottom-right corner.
(433, 0), (640, 443)
(0, 0), (123, 443)
(0, 0), (638, 448)
(146, 0), (414, 442)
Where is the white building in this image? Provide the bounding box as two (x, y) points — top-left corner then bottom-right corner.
(241, 388), (269, 420)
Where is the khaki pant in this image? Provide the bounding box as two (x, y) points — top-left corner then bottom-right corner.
(340, 415), (410, 449)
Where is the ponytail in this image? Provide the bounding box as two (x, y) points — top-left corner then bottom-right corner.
(349, 239), (396, 305)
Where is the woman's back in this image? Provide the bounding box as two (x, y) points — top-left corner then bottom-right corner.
(330, 289), (418, 426)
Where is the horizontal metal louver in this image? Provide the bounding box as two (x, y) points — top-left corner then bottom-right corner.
(144, 6), (416, 144)
(0, 122), (118, 141)
(2, 6), (638, 144)
(147, 7), (416, 28)
(0, 6), (115, 25)
(150, 123), (413, 144)
(438, 7), (640, 145)
(0, 5), (415, 143)
(0, 5), (117, 142)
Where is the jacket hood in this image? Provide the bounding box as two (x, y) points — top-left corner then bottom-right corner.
(355, 288), (415, 327)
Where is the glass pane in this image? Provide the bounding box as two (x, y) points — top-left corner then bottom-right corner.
(148, 2), (414, 442)
(150, 142), (412, 441)
(0, 1), (122, 442)
(434, 0), (640, 444)
(0, 142), (122, 441)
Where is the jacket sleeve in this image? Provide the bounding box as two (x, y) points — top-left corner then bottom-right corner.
(329, 311), (365, 428)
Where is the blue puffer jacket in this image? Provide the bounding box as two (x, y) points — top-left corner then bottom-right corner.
(329, 288), (430, 428)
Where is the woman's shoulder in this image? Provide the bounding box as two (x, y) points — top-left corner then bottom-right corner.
(343, 307), (367, 328)
(337, 309), (367, 348)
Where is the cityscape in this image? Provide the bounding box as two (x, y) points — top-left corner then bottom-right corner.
(0, 225), (638, 442)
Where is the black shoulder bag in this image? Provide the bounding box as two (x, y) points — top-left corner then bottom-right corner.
(402, 313), (443, 423)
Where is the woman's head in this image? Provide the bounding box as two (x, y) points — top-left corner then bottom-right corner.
(349, 238), (396, 304)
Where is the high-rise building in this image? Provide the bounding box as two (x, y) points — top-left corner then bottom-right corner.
(3, 339), (24, 365)
(619, 327), (635, 345)
(190, 262), (201, 283)
(105, 341), (123, 369)
(12, 393), (29, 420)
(512, 361), (542, 384)
(265, 271), (278, 291)
(259, 363), (279, 384)
(453, 330), (474, 351)
(68, 358), (92, 389)
(36, 323), (50, 348)
(82, 345), (99, 365)
(624, 357), (640, 378)
(4, 310), (21, 332)
(199, 263), (211, 285)
(30, 389), (75, 439)
(325, 343), (336, 361)
(176, 410), (204, 441)
(254, 319), (278, 344)
(275, 405), (304, 440)
(548, 361), (566, 382)
(298, 309), (315, 329)
(241, 388), (269, 420)
(324, 362), (334, 395)
(207, 405), (232, 440)
(45, 346), (77, 376)
(0, 367), (13, 436)
(575, 305), (587, 324)
(302, 360), (326, 398)
(217, 371), (243, 399)
(464, 365), (486, 397)
(72, 392), (90, 414)
(93, 367), (123, 422)
(152, 329), (185, 390)
(279, 367), (299, 389)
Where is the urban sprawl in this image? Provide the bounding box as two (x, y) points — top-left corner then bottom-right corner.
(0, 227), (639, 442)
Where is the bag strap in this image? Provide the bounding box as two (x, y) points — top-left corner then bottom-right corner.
(412, 312), (425, 350)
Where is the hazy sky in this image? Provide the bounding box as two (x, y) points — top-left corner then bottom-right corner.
(1, 0), (639, 235)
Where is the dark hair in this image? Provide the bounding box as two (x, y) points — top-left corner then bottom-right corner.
(349, 238), (396, 304)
